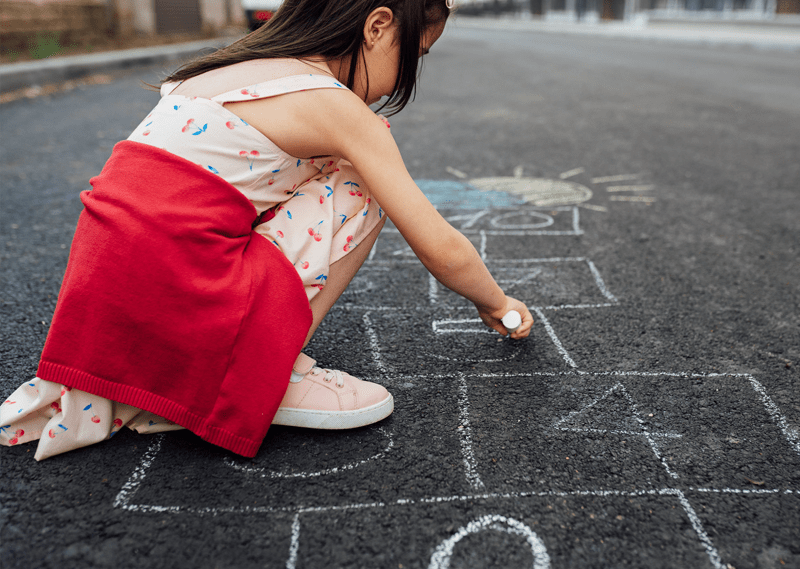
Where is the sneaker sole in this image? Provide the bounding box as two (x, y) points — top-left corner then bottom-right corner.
(272, 394), (394, 430)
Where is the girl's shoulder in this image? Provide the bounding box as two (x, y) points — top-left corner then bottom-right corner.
(167, 58), (339, 100)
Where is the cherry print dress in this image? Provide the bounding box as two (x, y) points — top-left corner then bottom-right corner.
(0, 73), (384, 460)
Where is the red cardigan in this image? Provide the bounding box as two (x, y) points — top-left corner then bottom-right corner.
(37, 141), (312, 457)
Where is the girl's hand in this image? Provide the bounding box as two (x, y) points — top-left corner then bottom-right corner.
(477, 296), (534, 339)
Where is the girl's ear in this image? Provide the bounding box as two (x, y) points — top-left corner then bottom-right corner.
(363, 7), (395, 48)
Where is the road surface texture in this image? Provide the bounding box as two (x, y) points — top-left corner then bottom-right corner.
(2, 18), (799, 569)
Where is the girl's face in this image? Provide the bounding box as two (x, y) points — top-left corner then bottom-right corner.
(361, 19), (446, 106)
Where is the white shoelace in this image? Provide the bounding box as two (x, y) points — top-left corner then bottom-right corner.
(311, 367), (344, 387)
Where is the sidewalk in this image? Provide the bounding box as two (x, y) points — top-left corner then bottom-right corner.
(0, 37), (234, 97)
(452, 14), (800, 50)
(2, 16), (799, 98)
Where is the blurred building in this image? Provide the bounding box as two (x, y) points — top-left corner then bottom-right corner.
(455, 0), (798, 20)
(0, 0), (245, 55)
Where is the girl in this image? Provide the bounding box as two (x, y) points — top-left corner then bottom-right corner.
(0, 0), (533, 461)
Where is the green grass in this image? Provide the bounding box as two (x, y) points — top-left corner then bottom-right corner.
(28, 32), (64, 60)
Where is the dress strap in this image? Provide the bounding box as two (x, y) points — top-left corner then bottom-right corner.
(210, 74), (348, 104)
(160, 81), (181, 97)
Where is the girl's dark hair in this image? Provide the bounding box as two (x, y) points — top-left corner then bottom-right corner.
(163, 0), (450, 115)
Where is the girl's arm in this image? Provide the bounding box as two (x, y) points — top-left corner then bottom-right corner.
(324, 94), (534, 338)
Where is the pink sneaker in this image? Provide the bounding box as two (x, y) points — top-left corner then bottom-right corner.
(273, 353), (393, 429)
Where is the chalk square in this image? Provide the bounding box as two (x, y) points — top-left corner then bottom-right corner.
(338, 265), (431, 309)
(291, 494), (713, 569)
(467, 374), (681, 492)
(623, 374), (800, 489)
(356, 308), (571, 371)
(117, 381), (477, 513)
(684, 491), (800, 569)
(428, 258), (616, 310)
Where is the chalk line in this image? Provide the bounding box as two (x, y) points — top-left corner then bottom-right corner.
(592, 174), (641, 184)
(490, 211), (554, 230)
(363, 311), (390, 375)
(586, 260), (618, 303)
(368, 236), (379, 262)
(745, 374), (800, 456)
(457, 373), (485, 491)
(551, 383), (623, 431)
(429, 273), (438, 305)
(224, 427), (393, 479)
(113, 434), (164, 510)
(606, 185), (655, 192)
(532, 307), (577, 368)
(609, 196), (657, 203)
(666, 488), (725, 569)
(286, 513), (301, 569)
(444, 210), (490, 229)
(572, 206), (582, 235)
(619, 383), (679, 479)
(560, 167), (585, 179)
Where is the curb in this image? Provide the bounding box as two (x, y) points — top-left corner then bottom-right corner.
(0, 38), (232, 95)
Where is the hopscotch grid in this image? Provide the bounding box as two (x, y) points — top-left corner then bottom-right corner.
(114, 429), (795, 569)
(111, 214), (796, 569)
(60, 179), (792, 568)
(112, 436), (756, 569)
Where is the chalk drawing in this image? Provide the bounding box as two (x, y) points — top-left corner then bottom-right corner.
(551, 382), (679, 478)
(490, 211), (555, 230)
(551, 383), (683, 441)
(428, 514), (550, 569)
(223, 427), (393, 479)
(468, 177), (592, 207)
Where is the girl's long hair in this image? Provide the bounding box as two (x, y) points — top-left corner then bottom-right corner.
(163, 0), (450, 115)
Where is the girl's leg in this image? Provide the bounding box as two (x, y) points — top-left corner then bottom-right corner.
(304, 216), (386, 348)
(275, 217), (392, 431)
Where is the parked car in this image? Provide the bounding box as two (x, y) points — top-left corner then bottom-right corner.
(242, 0), (283, 30)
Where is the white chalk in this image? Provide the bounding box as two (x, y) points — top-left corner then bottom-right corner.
(502, 310), (522, 334)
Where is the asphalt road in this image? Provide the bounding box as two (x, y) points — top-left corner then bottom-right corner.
(2, 21), (799, 569)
